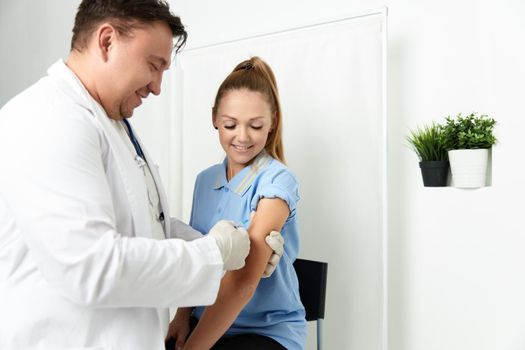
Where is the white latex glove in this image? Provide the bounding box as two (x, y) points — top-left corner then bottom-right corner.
(208, 220), (250, 271)
(263, 230), (284, 278)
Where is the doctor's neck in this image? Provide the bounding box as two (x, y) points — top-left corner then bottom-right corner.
(66, 51), (104, 109)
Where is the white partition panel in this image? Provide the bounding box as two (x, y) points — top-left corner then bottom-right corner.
(172, 11), (387, 350)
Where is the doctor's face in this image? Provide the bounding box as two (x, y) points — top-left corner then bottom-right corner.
(98, 21), (173, 120)
(213, 89), (274, 178)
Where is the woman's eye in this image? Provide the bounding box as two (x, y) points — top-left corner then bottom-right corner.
(224, 125), (236, 130)
(251, 125), (263, 130)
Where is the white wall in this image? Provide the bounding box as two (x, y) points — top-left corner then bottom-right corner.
(1, 1), (524, 350)
(386, 1), (525, 349)
(0, 1), (77, 107)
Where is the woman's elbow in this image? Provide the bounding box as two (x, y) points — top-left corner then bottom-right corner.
(233, 278), (258, 300)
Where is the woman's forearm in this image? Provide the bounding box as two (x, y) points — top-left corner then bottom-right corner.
(183, 273), (258, 349)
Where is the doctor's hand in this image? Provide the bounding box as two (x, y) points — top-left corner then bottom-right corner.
(263, 231), (285, 278)
(247, 211), (285, 278)
(209, 220), (250, 271)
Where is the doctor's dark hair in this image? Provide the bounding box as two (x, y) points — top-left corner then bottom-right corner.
(212, 57), (285, 163)
(71, 0), (187, 53)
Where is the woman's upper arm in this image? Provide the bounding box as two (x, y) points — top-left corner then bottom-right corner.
(230, 197), (289, 283)
(250, 197), (290, 242)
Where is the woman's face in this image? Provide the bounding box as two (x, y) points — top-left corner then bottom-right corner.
(213, 89), (274, 177)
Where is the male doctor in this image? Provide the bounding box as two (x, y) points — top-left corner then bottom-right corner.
(0, 1), (283, 349)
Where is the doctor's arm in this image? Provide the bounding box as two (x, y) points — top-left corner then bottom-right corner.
(182, 198), (289, 350)
(2, 111), (224, 308)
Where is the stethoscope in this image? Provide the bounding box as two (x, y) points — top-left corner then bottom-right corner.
(122, 119), (147, 169)
(122, 119), (164, 223)
(134, 154), (147, 169)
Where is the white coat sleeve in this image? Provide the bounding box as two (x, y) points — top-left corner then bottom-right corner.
(0, 104), (222, 308)
(169, 217), (204, 241)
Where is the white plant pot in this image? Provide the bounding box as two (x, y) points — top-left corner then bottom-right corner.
(448, 149), (489, 188)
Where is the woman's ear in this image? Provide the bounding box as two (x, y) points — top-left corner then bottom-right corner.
(271, 112), (277, 131)
(212, 113), (218, 130)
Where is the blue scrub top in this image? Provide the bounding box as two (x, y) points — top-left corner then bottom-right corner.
(190, 151), (307, 350)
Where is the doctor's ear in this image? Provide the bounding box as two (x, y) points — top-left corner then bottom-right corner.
(97, 24), (117, 61)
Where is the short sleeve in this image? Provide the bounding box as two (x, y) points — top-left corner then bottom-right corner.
(250, 169), (300, 218)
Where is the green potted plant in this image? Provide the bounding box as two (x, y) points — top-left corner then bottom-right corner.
(407, 122), (449, 187)
(441, 112), (497, 188)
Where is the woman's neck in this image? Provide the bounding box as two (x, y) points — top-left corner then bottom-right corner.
(226, 163), (244, 182)
(226, 151), (266, 181)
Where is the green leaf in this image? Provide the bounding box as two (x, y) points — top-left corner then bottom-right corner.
(406, 122), (449, 161)
(440, 112), (497, 150)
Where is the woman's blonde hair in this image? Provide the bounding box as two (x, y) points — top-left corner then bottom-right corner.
(212, 56), (285, 163)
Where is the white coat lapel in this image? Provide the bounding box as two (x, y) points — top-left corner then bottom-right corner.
(134, 133), (171, 236)
(90, 104), (155, 239)
(128, 131), (172, 332)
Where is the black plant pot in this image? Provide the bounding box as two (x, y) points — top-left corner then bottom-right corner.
(419, 160), (449, 187)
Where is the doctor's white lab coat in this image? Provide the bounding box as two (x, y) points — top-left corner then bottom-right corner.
(0, 61), (223, 349)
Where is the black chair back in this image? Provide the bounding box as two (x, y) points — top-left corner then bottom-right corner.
(293, 258), (328, 321)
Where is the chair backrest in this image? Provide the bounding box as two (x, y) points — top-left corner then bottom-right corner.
(293, 258), (328, 321)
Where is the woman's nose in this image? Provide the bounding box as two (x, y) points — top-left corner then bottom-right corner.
(237, 126), (250, 142)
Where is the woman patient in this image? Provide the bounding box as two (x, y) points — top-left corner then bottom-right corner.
(167, 56), (307, 350)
